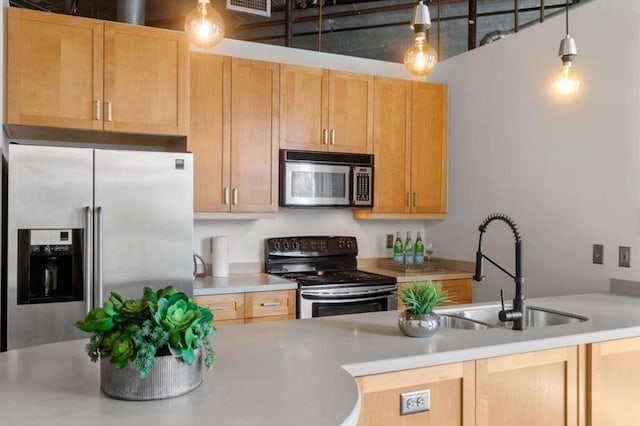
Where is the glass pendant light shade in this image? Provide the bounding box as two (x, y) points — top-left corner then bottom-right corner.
(404, 33), (437, 76)
(185, 0), (225, 49)
(404, 1), (437, 77)
(553, 63), (580, 96)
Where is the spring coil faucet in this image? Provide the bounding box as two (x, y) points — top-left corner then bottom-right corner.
(473, 213), (526, 330)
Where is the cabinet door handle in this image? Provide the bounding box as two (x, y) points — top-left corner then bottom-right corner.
(232, 188), (238, 205)
(406, 192), (410, 207)
(208, 306), (228, 311)
(330, 129), (336, 145)
(322, 129), (328, 145)
(106, 101), (113, 122)
(413, 192), (417, 207)
(261, 302), (281, 307)
(94, 100), (101, 121)
(223, 187), (230, 205)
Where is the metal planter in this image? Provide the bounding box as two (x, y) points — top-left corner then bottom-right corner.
(100, 351), (202, 400)
(398, 311), (440, 338)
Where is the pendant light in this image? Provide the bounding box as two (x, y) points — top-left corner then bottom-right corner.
(404, 0), (437, 76)
(552, 0), (579, 96)
(185, 0), (225, 49)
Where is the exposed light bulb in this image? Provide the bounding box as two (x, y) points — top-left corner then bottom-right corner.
(552, 1), (579, 96)
(404, 33), (437, 76)
(553, 63), (580, 96)
(185, 0), (225, 49)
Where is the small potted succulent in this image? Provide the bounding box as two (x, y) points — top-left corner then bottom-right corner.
(397, 281), (450, 338)
(75, 286), (215, 400)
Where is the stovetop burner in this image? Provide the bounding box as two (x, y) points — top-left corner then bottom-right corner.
(282, 270), (395, 286)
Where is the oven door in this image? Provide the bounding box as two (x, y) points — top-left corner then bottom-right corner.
(298, 286), (397, 319)
(281, 162), (351, 207)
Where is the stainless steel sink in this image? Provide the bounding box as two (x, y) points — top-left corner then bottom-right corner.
(438, 314), (493, 330)
(437, 304), (588, 330)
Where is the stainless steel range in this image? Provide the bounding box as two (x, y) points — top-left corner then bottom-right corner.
(265, 236), (397, 319)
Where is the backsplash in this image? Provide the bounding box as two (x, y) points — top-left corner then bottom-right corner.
(193, 209), (429, 264)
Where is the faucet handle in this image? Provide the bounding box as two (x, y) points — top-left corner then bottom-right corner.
(500, 289), (505, 311)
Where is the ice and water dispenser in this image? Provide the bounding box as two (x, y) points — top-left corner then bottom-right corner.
(17, 229), (84, 304)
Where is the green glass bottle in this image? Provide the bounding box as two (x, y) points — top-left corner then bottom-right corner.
(414, 231), (425, 263)
(393, 232), (404, 262)
(404, 231), (414, 264)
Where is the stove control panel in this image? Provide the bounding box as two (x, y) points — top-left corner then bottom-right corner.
(265, 236), (358, 257)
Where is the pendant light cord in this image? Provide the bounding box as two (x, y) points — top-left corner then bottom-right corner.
(437, 0), (440, 56)
(565, 0), (569, 36)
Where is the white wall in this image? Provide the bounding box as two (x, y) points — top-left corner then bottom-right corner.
(424, 0), (640, 301)
(194, 211), (426, 264)
(193, 38), (423, 80)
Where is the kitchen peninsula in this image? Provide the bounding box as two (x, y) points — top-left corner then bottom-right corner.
(1, 292), (640, 425)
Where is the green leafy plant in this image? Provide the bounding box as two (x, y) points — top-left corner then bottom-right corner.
(75, 286), (215, 378)
(397, 281), (451, 315)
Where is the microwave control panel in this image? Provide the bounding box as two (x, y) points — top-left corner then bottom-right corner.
(352, 166), (373, 205)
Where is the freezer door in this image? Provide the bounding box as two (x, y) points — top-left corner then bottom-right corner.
(6, 144), (93, 350)
(94, 149), (193, 304)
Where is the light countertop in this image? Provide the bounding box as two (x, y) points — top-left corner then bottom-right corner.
(359, 266), (474, 282)
(193, 273), (297, 296)
(2, 293), (640, 425)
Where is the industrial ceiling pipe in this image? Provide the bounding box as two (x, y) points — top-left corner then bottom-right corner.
(117, 0), (146, 25)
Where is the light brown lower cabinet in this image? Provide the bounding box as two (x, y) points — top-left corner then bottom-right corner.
(356, 361), (475, 426)
(357, 345), (580, 426)
(194, 290), (296, 325)
(475, 346), (579, 426)
(588, 336), (640, 426)
(397, 278), (473, 311)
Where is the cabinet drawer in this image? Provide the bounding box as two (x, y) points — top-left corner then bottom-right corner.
(442, 279), (472, 302)
(194, 294), (245, 321)
(245, 290), (296, 319)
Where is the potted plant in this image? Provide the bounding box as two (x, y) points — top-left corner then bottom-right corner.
(75, 286), (215, 400)
(397, 281), (450, 338)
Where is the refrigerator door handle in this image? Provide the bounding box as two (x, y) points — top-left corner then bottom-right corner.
(95, 206), (104, 308)
(84, 206), (93, 314)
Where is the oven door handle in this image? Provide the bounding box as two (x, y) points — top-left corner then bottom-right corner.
(300, 293), (395, 302)
(300, 289), (396, 300)
(300, 285), (396, 297)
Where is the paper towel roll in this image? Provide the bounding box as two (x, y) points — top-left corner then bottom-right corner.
(210, 236), (229, 277)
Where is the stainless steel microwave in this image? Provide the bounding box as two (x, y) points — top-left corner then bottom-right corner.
(279, 150), (374, 207)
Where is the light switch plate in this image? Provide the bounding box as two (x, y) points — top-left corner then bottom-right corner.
(400, 389), (430, 415)
(619, 246), (631, 268)
(593, 244), (603, 265)
(386, 234), (394, 249)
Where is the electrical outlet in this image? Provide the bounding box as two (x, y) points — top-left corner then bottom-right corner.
(400, 389), (430, 415)
(386, 234), (394, 249)
(593, 244), (604, 265)
(619, 246), (631, 268)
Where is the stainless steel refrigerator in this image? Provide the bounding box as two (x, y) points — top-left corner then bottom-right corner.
(1, 143), (193, 351)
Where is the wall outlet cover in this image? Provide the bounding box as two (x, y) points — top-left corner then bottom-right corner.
(619, 246), (631, 268)
(386, 234), (394, 249)
(593, 244), (604, 265)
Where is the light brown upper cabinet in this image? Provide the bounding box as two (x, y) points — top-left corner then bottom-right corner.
(354, 79), (447, 219)
(411, 82), (448, 214)
(280, 65), (373, 154)
(189, 54), (279, 214)
(6, 8), (188, 136)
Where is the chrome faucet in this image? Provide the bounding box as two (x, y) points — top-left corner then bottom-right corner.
(473, 213), (526, 331)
